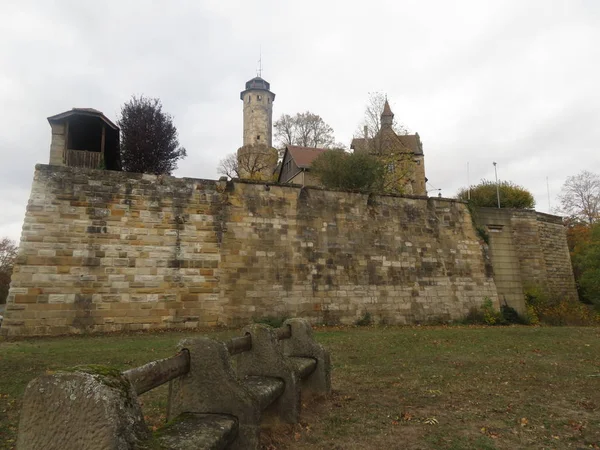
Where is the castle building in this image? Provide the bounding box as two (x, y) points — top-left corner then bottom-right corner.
(351, 101), (427, 196)
(236, 76), (278, 180)
(277, 145), (327, 185)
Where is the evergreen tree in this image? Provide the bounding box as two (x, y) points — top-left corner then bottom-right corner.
(118, 96), (187, 174)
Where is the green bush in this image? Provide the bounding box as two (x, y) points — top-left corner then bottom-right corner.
(500, 304), (526, 324)
(457, 179), (535, 209)
(524, 286), (599, 326)
(311, 150), (386, 192)
(355, 311), (373, 326)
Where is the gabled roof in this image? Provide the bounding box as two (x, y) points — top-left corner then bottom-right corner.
(47, 108), (119, 130)
(277, 145), (328, 183)
(350, 132), (423, 155)
(286, 145), (327, 169)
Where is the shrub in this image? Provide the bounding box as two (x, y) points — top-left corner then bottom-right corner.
(524, 286), (600, 326)
(462, 298), (504, 325)
(457, 179), (535, 209)
(481, 297), (503, 325)
(355, 311), (373, 326)
(500, 304), (526, 324)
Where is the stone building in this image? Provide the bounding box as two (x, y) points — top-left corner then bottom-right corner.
(351, 101), (426, 196)
(48, 108), (121, 170)
(236, 76), (278, 180)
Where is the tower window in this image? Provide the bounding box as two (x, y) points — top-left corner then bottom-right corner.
(257, 95), (262, 101)
(248, 96), (251, 103)
(257, 135), (260, 140)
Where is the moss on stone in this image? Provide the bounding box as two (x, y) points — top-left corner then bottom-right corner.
(61, 365), (133, 401)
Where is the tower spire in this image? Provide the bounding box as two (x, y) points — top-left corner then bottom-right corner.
(257, 46), (262, 78)
(381, 98), (394, 127)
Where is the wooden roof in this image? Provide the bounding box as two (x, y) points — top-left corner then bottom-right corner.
(47, 108), (119, 130)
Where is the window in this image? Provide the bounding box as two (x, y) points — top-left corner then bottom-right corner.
(257, 95), (262, 101)
(247, 96), (251, 103)
(257, 135), (260, 140)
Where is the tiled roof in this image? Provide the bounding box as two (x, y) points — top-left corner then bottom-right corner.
(287, 145), (327, 169)
(47, 108), (119, 130)
(350, 133), (422, 155)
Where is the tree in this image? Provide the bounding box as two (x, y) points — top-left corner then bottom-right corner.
(217, 146), (278, 181)
(274, 112), (336, 149)
(311, 150), (386, 191)
(557, 171), (600, 224)
(118, 95), (187, 174)
(456, 180), (535, 209)
(0, 237), (18, 304)
(571, 222), (600, 308)
(356, 92), (408, 140)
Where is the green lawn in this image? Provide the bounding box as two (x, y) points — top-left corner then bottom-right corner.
(1, 326), (599, 449)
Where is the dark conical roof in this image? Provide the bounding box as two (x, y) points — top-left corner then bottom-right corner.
(382, 100), (394, 117)
(240, 76), (275, 100)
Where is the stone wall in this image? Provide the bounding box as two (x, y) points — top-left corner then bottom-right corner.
(2, 165), (499, 336)
(474, 208), (577, 313)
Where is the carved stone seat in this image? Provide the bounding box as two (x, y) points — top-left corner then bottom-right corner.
(152, 413), (238, 450)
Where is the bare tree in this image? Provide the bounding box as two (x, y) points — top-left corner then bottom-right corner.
(0, 237), (18, 304)
(217, 153), (240, 178)
(274, 111), (336, 150)
(558, 171), (600, 224)
(357, 92), (408, 139)
(273, 114), (295, 147)
(218, 147), (277, 180)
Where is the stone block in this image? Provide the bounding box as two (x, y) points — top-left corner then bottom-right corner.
(17, 367), (148, 449)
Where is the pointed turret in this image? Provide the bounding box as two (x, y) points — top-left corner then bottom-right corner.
(381, 99), (394, 128)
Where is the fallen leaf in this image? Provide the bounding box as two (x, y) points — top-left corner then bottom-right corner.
(520, 417), (528, 427)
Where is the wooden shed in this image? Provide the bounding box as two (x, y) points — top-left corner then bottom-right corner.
(47, 108), (121, 170)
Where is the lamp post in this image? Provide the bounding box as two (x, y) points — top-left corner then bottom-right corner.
(493, 162), (500, 208)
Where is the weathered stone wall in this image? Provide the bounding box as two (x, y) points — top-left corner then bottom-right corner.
(49, 123), (65, 165)
(3, 165), (226, 336)
(474, 208), (577, 313)
(2, 165), (500, 336)
(537, 212), (578, 302)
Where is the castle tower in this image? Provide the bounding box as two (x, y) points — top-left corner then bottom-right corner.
(236, 76), (278, 180)
(240, 76), (276, 147)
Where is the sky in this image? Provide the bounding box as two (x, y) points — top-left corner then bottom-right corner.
(1, 0), (599, 242)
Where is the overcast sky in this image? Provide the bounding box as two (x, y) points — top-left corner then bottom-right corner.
(1, 0), (599, 242)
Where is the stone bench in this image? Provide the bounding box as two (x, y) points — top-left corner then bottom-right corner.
(17, 318), (331, 450)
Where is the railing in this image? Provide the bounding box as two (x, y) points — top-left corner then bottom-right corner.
(65, 148), (103, 169)
(123, 349), (190, 396)
(16, 318), (331, 450)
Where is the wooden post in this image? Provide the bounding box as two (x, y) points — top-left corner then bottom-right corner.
(100, 124), (106, 168)
(64, 120), (69, 165)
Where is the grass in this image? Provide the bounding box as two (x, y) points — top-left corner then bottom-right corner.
(1, 325), (600, 449)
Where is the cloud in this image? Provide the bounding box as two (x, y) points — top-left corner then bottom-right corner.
(1, 0), (599, 241)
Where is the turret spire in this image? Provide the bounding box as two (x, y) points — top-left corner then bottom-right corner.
(381, 99), (394, 128)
